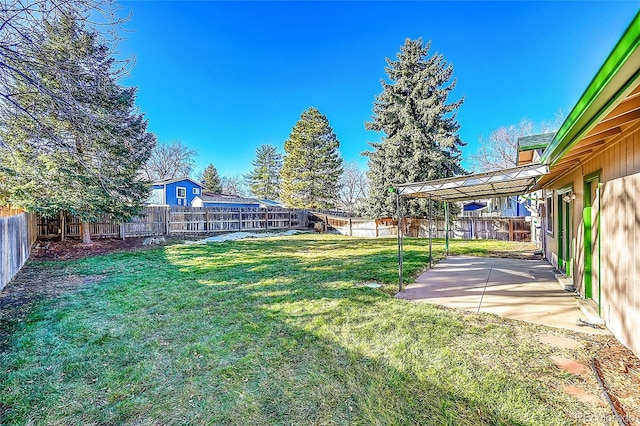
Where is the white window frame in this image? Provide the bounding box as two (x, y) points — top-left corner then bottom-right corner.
(545, 191), (554, 235)
(193, 188), (200, 195)
(176, 187), (186, 199)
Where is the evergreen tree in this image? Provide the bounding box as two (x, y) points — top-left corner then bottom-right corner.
(245, 144), (282, 200)
(280, 107), (343, 208)
(364, 38), (465, 218)
(0, 17), (155, 244)
(201, 164), (222, 193)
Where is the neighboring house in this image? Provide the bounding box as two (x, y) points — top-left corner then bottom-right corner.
(460, 201), (487, 217)
(490, 196), (531, 217)
(520, 13), (640, 357)
(459, 196), (530, 217)
(192, 192), (261, 209)
(517, 133), (554, 166)
(148, 177), (203, 206)
(478, 135), (556, 218)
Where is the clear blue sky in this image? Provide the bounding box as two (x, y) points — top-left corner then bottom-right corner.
(119, 1), (639, 178)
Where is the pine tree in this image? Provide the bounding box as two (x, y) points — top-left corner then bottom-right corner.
(245, 145), (282, 200)
(0, 17), (156, 244)
(364, 38), (465, 218)
(280, 107), (343, 208)
(202, 164), (222, 193)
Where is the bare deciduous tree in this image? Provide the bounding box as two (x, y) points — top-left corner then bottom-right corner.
(469, 119), (534, 172)
(336, 162), (368, 216)
(469, 111), (565, 172)
(142, 141), (196, 181)
(221, 175), (247, 197)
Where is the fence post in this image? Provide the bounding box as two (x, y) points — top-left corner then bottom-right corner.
(325, 215), (328, 232)
(349, 218), (353, 236)
(375, 220), (379, 238)
(205, 209), (209, 232)
(120, 223), (125, 240)
(60, 211), (65, 242)
(165, 206), (171, 236)
(265, 208), (269, 230)
(509, 218), (514, 241)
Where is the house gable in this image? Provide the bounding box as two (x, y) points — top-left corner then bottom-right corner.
(150, 177), (203, 206)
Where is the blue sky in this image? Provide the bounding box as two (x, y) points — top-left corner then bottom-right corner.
(119, 1), (639, 178)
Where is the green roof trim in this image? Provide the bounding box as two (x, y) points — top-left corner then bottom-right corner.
(517, 133), (555, 152)
(541, 11), (640, 166)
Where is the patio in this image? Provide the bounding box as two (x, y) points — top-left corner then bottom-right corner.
(397, 256), (609, 334)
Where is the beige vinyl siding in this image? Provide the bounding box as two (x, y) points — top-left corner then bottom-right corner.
(545, 129), (640, 356)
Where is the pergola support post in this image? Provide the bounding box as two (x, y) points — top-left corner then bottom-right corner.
(396, 189), (403, 293)
(428, 198), (433, 269)
(445, 201), (449, 255)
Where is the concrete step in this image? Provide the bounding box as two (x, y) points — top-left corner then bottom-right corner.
(576, 298), (606, 325)
(554, 272), (575, 292)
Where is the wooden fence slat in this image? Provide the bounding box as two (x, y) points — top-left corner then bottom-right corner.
(1, 211), (37, 290)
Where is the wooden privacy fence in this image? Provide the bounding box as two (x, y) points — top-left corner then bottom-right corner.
(168, 207), (293, 234)
(36, 206), (301, 240)
(1, 208), (37, 291)
(319, 214), (531, 242)
(404, 217), (531, 241)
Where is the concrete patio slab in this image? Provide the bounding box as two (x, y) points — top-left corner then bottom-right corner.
(397, 256), (609, 334)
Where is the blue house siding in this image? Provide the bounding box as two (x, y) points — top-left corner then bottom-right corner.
(149, 178), (203, 206)
(165, 180), (202, 206)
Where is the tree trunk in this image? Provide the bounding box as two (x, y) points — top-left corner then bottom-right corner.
(81, 220), (92, 244)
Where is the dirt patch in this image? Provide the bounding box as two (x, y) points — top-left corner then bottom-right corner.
(551, 356), (589, 376)
(479, 242), (543, 260)
(31, 237), (167, 260)
(563, 385), (606, 407)
(592, 340), (640, 423)
(539, 333), (583, 350)
(553, 334), (640, 423)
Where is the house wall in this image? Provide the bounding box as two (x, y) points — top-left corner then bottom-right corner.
(149, 185), (165, 205)
(544, 129), (640, 356)
(164, 180), (202, 206)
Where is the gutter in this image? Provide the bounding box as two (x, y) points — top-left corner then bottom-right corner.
(541, 11), (640, 167)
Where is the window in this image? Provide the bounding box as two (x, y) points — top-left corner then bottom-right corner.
(176, 187), (186, 198)
(545, 192), (553, 234)
(193, 188), (200, 195)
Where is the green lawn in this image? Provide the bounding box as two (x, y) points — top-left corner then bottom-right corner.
(0, 234), (604, 425)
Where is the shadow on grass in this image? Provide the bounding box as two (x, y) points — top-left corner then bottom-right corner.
(0, 235), (575, 424)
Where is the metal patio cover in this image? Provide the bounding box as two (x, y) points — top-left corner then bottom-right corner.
(396, 163), (549, 201)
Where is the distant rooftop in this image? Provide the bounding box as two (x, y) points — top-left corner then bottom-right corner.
(517, 132), (555, 152)
(153, 177), (202, 186)
(199, 192), (260, 204)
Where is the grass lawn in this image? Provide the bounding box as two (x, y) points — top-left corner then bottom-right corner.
(0, 234), (612, 424)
